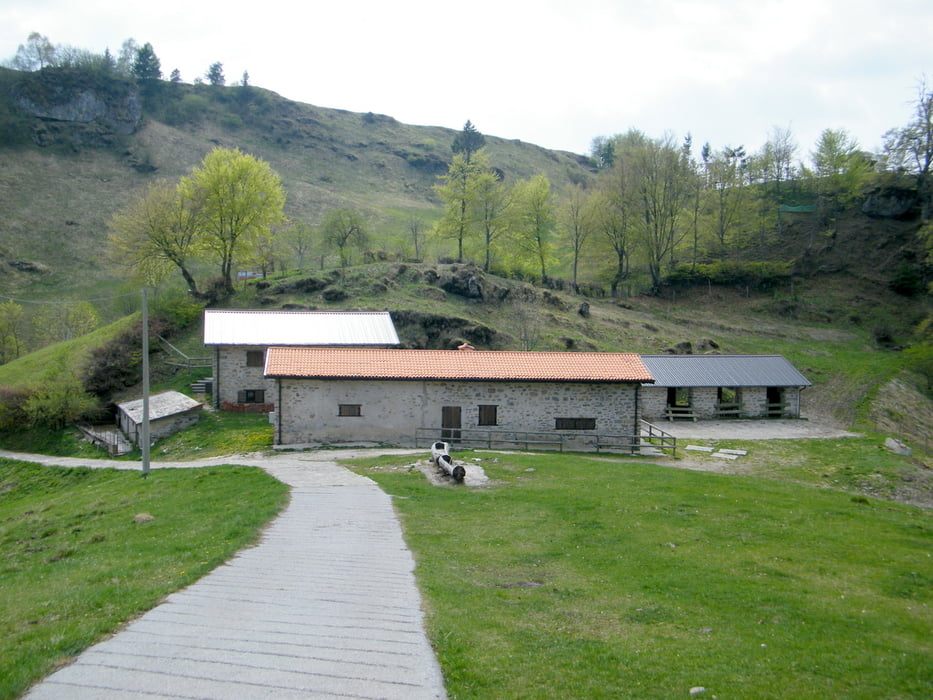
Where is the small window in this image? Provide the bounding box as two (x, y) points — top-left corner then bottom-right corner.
(478, 404), (498, 426)
(246, 350), (264, 367)
(237, 389), (265, 404)
(555, 417), (596, 430)
(338, 404), (362, 417)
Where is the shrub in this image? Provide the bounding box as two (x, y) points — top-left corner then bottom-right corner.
(150, 291), (204, 331)
(22, 377), (100, 429)
(889, 262), (926, 296)
(81, 317), (169, 398)
(665, 260), (794, 290)
(0, 387), (32, 430)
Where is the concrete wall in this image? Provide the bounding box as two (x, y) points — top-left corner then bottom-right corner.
(273, 378), (641, 446)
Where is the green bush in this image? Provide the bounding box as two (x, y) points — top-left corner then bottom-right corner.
(665, 260), (794, 290)
(22, 377), (100, 429)
(0, 387), (31, 431)
(150, 291), (204, 331)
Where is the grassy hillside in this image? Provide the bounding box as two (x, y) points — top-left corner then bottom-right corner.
(0, 66), (930, 454)
(0, 66), (592, 303)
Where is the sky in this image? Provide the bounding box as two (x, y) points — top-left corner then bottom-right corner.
(1, 0), (931, 160)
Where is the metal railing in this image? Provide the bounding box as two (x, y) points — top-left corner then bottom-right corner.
(639, 420), (677, 455)
(157, 336), (212, 369)
(414, 421), (677, 456)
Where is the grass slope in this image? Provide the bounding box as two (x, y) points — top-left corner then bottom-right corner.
(0, 459), (289, 700)
(348, 450), (933, 699)
(0, 66), (592, 301)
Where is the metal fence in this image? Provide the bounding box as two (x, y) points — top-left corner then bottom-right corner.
(414, 421), (676, 456)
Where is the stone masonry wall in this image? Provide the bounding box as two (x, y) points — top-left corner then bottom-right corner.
(275, 379), (640, 446)
(215, 346), (273, 407)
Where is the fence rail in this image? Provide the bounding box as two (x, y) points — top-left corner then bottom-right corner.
(157, 336), (211, 369)
(414, 421), (676, 456)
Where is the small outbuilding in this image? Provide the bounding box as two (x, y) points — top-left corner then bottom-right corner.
(203, 310), (400, 412)
(116, 391), (203, 447)
(264, 346), (653, 449)
(639, 354), (811, 421)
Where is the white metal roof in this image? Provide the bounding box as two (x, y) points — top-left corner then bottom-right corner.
(117, 391), (202, 425)
(203, 310), (400, 347)
(639, 355), (811, 388)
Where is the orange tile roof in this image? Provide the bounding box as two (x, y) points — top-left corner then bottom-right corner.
(264, 347), (654, 383)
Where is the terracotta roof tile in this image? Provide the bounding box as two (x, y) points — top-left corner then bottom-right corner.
(265, 347), (653, 383)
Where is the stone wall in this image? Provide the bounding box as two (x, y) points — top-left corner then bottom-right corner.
(214, 346), (272, 408)
(119, 409), (201, 446)
(641, 385), (802, 420)
(274, 378), (641, 446)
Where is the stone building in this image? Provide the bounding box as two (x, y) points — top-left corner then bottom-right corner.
(203, 310), (399, 412)
(639, 354), (811, 421)
(264, 346), (653, 450)
(116, 391), (203, 447)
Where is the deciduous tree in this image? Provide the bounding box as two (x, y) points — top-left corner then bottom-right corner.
(591, 160), (634, 296)
(322, 208), (368, 270)
(707, 145), (749, 250)
(434, 151), (487, 261)
(884, 78), (933, 220)
(561, 184), (593, 289)
(107, 179), (203, 296)
(10, 32), (55, 71)
(473, 167), (512, 271)
(0, 300), (25, 364)
(179, 148), (286, 294)
(511, 175), (555, 282)
(629, 133), (695, 291)
(808, 128), (870, 212)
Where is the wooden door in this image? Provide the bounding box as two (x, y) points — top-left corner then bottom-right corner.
(441, 406), (462, 443)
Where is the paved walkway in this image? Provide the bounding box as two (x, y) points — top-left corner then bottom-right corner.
(657, 419), (861, 441)
(15, 449), (446, 700)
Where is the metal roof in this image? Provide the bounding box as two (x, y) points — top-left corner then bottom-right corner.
(639, 354), (811, 388)
(203, 310), (400, 347)
(265, 347), (654, 383)
(117, 391), (203, 425)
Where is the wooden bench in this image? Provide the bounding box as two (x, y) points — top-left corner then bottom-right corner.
(665, 406), (697, 422)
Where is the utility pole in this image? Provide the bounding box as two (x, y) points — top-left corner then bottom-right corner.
(141, 288), (150, 476)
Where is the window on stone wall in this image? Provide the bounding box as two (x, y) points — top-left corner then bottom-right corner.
(246, 350), (265, 367)
(555, 417), (596, 430)
(478, 404), (498, 426)
(338, 404), (362, 417)
(237, 389), (265, 403)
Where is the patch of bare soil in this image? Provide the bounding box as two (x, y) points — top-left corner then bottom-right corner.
(868, 376), (933, 455)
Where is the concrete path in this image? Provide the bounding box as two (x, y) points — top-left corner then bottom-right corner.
(657, 419), (861, 441)
(17, 449), (446, 699)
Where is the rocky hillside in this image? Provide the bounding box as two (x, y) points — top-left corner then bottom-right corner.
(0, 66), (593, 301)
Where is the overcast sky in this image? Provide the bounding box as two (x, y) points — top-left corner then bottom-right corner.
(1, 0), (930, 160)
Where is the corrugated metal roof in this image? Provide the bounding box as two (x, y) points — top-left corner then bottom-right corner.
(203, 310), (400, 346)
(265, 347), (654, 383)
(117, 391), (202, 425)
(639, 355), (811, 387)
